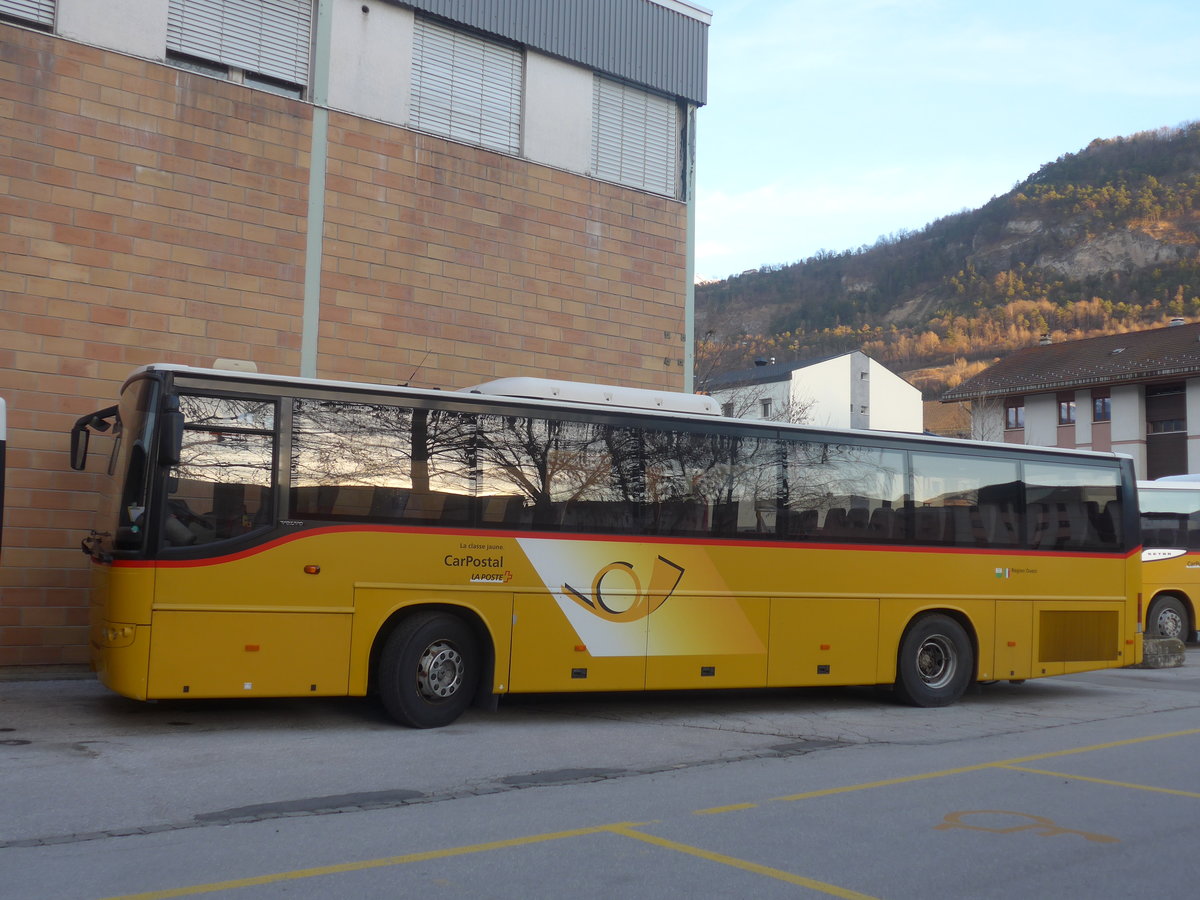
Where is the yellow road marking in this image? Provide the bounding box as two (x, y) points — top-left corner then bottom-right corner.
(772, 728), (1200, 804)
(694, 802), (759, 815)
(1001, 765), (1200, 799)
(104, 727), (1200, 899)
(102, 823), (645, 900)
(773, 764), (993, 802)
(934, 809), (1117, 843)
(607, 825), (878, 899)
(997, 728), (1200, 766)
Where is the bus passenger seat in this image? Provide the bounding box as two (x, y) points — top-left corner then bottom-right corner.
(822, 508), (847, 536)
(868, 507), (896, 540)
(844, 507), (869, 537)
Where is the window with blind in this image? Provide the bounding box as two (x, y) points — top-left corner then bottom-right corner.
(410, 17), (522, 156)
(1, 0), (55, 28)
(166, 0), (312, 91)
(592, 77), (679, 198)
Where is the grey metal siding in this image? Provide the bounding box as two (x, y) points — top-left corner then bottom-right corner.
(399, 0), (708, 105)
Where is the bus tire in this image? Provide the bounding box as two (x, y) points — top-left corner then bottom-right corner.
(1147, 595), (1188, 641)
(894, 614), (973, 708)
(379, 612), (479, 728)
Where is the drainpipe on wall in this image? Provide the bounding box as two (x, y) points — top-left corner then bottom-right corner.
(300, 0), (334, 379)
(683, 103), (697, 393)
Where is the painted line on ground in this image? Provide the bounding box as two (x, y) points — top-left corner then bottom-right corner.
(770, 727), (1200, 804)
(103, 727), (1200, 899)
(1000, 765), (1200, 798)
(694, 802), (759, 815)
(102, 823), (646, 900)
(609, 824), (877, 899)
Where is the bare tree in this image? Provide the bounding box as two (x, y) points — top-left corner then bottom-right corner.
(967, 397), (1006, 442)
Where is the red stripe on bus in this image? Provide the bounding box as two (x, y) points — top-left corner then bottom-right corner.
(108, 525), (1142, 568)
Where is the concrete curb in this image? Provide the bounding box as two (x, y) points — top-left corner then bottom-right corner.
(1136, 637), (1187, 669)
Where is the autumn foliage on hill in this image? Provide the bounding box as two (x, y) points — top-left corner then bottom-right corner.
(696, 122), (1200, 398)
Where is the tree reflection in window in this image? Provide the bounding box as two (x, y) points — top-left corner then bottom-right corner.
(784, 441), (907, 542)
(290, 399), (474, 522)
(475, 415), (642, 531)
(165, 395), (275, 547)
(643, 429), (780, 536)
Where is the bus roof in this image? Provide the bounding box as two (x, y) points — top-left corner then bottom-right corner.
(1138, 479), (1200, 491)
(462, 377), (721, 416)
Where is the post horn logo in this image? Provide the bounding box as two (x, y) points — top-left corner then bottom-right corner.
(562, 555), (685, 623)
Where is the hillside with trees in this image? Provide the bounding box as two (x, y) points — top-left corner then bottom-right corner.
(696, 122), (1200, 398)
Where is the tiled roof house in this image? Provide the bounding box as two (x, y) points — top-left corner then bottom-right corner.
(942, 321), (1200, 479)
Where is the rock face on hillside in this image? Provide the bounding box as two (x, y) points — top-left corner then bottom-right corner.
(1037, 227), (1195, 278)
(964, 216), (1198, 281)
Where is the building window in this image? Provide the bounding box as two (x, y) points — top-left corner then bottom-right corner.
(1, 0), (54, 28)
(411, 17), (522, 156)
(1092, 392), (1111, 423)
(759, 398), (772, 418)
(166, 0), (312, 95)
(1149, 419), (1186, 434)
(1004, 398), (1024, 430)
(592, 76), (679, 197)
(1057, 393), (1076, 426)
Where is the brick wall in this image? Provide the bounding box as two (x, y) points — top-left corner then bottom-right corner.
(321, 114), (688, 389)
(0, 24), (688, 665)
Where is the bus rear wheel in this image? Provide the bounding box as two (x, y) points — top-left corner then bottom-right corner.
(894, 614), (973, 707)
(1147, 596), (1188, 641)
(379, 612), (478, 728)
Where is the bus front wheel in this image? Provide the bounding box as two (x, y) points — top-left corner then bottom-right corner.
(894, 614), (973, 708)
(1147, 596), (1188, 641)
(379, 612), (479, 728)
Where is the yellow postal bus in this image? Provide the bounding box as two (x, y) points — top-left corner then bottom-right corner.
(1137, 479), (1199, 642)
(72, 365), (1142, 727)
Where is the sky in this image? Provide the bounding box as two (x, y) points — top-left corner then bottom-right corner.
(694, 0), (1200, 282)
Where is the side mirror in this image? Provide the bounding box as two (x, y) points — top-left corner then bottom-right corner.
(69, 406), (117, 471)
(70, 427), (90, 471)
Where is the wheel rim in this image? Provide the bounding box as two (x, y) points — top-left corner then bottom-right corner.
(1155, 607), (1185, 639)
(915, 634), (957, 689)
(416, 640), (464, 701)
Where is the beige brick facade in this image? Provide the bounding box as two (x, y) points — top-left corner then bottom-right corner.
(0, 24), (689, 665)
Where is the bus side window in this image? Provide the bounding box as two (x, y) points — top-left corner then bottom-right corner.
(785, 441), (907, 544)
(1024, 461), (1123, 552)
(165, 396), (276, 547)
(912, 453), (1020, 548)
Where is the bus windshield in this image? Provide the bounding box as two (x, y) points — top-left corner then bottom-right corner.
(1139, 482), (1200, 550)
(74, 375), (160, 559)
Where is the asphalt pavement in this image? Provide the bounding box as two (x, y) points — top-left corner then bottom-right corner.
(2, 652), (1199, 898)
